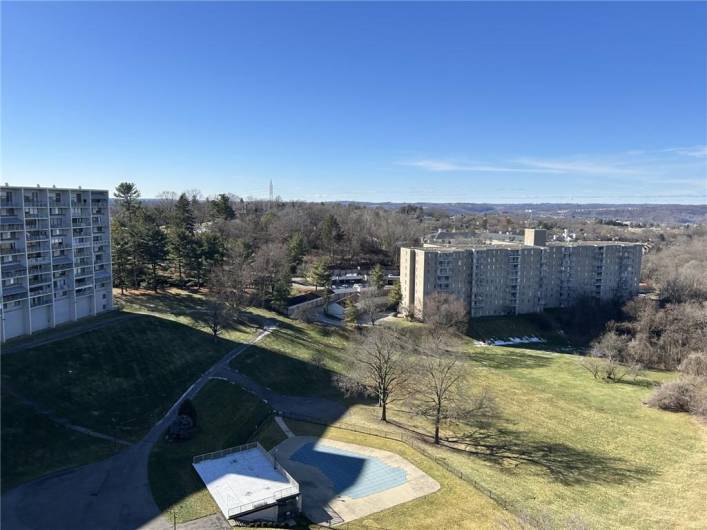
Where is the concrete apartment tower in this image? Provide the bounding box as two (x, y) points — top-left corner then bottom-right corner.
(1, 185), (113, 343)
(400, 228), (641, 320)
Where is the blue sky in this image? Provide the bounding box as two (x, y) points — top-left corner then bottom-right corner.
(2, 1), (706, 203)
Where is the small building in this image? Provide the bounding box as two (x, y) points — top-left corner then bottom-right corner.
(193, 442), (301, 524)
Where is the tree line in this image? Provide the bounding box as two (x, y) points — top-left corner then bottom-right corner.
(580, 234), (707, 420)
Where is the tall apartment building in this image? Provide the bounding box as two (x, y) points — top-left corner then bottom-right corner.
(401, 229), (641, 320)
(1, 186), (113, 343)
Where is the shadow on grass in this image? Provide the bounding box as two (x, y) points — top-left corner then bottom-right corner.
(468, 348), (556, 370)
(389, 419), (652, 487)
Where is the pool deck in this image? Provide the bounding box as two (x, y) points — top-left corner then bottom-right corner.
(271, 436), (440, 525)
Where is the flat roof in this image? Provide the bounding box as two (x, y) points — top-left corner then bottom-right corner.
(193, 444), (299, 519)
(409, 240), (641, 252)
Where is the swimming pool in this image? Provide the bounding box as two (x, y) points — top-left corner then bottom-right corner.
(290, 442), (407, 499)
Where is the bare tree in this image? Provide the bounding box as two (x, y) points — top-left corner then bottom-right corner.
(203, 295), (234, 341)
(580, 331), (631, 382)
(414, 333), (470, 444)
(358, 289), (387, 326)
(423, 293), (468, 338)
(208, 261), (248, 323)
(344, 327), (414, 421)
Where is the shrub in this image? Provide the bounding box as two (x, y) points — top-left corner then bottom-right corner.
(691, 386), (707, 419)
(178, 398), (198, 427)
(678, 352), (707, 377)
(646, 377), (699, 413)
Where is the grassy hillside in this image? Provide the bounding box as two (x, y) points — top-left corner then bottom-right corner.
(231, 318), (351, 399)
(148, 379), (281, 523)
(0, 289), (261, 488)
(0, 388), (118, 492)
(229, 316), (707, 529)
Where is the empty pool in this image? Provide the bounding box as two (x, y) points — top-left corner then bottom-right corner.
(290, 442), (407, 499)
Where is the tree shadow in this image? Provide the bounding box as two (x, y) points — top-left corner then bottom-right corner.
(389, 418), (652, 487)
(468, 348), (556, 370)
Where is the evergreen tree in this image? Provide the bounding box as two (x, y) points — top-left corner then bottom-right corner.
(307, 259), (331, 293)
(168, 193), (198, 283)
(321, 214), (344, 260)
(388, 280), (403, 309)
(136, 211), (168, 292)
(113, 182), (141, 218)
(189, 232), (226, 288)
(271, 279), (291, 313)
(210, 194), (236, 220)
(111, 217), (132, 294)
(287, 232), (307, 273)
(370, 264), (386, 291)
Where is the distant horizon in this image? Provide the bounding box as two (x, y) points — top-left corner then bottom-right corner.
(3, 2), (706, 204)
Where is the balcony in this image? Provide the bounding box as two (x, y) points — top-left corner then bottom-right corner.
(1, 245), (24, 256)
(24, 199), (48, 207)
(2, 291), (27, 303)
(1, 283), (27, 296)
(30, 294), (53, 308)
(24, 210), (48, 219)
(1, 266), (27, 279)
(0, 215), (23, 225)
(26, 231), (50, 241)
(27, 255), (51, 266)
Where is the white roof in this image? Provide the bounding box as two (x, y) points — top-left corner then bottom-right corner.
(193, 445), (299, 518)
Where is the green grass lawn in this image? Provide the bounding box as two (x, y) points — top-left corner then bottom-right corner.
(0, 289), (263, 489)
(231, 320), (351, 399)
(147, 379), (283, 523)
(287, 419), (506, 529)
(437, 344), (707, 529)
(0, 388), (119, 492)
(1, 314), (242, 441)
(224, 315), (707, 529)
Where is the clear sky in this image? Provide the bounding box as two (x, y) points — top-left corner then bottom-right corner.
(2, 1), (706, 203)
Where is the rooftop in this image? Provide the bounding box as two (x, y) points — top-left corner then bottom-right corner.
(193, 442), (299, 519)
(410, 240), (641, 252)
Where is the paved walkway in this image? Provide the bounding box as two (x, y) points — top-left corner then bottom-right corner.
(1, 324), (277, 530)
(5, 386), (132, 446)
(275, 416), (295, 438)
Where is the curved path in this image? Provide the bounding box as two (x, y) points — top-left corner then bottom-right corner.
(2, 321), (345, 530)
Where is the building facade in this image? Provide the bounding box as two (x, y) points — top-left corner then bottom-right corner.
(1, 186), (113, 342)
(401, 229), (641, 319)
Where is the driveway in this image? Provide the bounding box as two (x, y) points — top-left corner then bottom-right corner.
(1, 324), (281, 530)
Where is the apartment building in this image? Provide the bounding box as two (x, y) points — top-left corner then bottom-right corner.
(401, 229), (642, 320)
(1, 186), (113, 343)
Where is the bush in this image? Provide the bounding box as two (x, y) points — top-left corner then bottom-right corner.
(646, 377), (699, 413)
(691, 386), (707, 419)
(678, 352), (707, 377)
(178, 398), (198, 427)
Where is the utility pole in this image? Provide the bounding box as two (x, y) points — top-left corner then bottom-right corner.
(268, 179), (274, 209)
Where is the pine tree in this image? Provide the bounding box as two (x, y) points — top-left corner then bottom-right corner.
(210, 194), (236, 220)
(136, 211), (168, 292)
(321, 214), (344, 260)
(113, 182), (141, 218)
(388, 280), (402, 309)
(111, 217), (132, 294)
(168, 193), (198, 283)
(287, 232), (307, 273)
(307, 259), (330, 293)
(370, 264), (386, 291)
